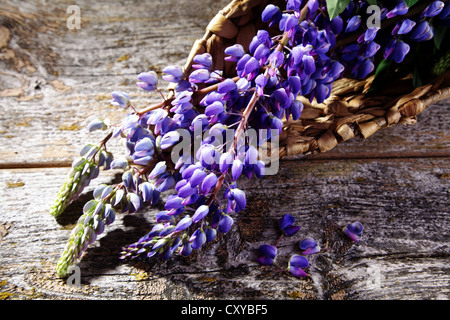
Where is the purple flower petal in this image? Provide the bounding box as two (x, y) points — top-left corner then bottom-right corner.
(288, 255), (309, 277)
(162, 65), (183, 83)
(217, 78), (237, 94)
(192, 53), (213, 69)
(180, 242), (192, 256)
(299, 238), (321, 255)
(279, 214), (301, 236)
(421, 1), (444, 18)
(343, 221), (364, 242)
(229, 188), (246, 212)
(189, 169), (207, 187)
(387, 1), (408, 18)
(205, 101), (225, 117)
(396, 19), (416, 35)
(199, 172), (218, 194)
(139, 182), (155, 203)
(410, 20), (434, 42)
(164, 195), (184, 210)
(345, 15), (361, 33)
(192, 205), (209, 223)
(149, 161), (167, 179)
(261, 4), (280, 23)
(218, 213), (234, 233)
(189, 69), (210, 83)
(177, 182), (198, 198)
(174, 215), (193, 233)
(190, 228), (206, 249)
(256, 244), (277, 266)
(205, 227), (217, 242)
(243, 56), (260, 80)
(219, 153), (233, 174)
(111, 91), (130, 108)
(225, 44), (245, 62)
(231, 159), (243, 181)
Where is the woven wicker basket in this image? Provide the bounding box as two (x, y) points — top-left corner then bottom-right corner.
(178, 0), (450, 158)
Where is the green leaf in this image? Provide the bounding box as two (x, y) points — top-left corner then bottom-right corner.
(366, 0), (377, 5)
(434, 26), (448, 50)
(366, 59), (394, 95)
(326, 0), (351, 20)
(404, 0), (420, 7)
(413, 65), (423, 88)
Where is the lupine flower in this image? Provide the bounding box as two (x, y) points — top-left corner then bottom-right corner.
(205, 101), (225, 117)
(299, 238), (321, 255)
(162, 65), (183, 83)
(410, 20), (434, 42)
(205, 227), (217, 242)
(160, 131), (180, 150)
(218, 213), (234, 233)
(87, 118), (107, 132)
(255, 74), (268, 95)
(137, 71), (158, 91)
(384, 39), (410, 63)
(421, 1), (445, 18)
(278, 214), (301, 236)
(190, 228), (206, 249)
(149, 161), (167, 179)
(256, 244), (277, 266)
(288, 255), (309, 277)
(189, 69), (210, 83)
(226, 188), (246, 213)
(386, 1), (408, 19)
(345, 15), (361, 33)
(343, 221), (364, 242)
(192, 205), (209, 223)
(174, 215), (193, 233)
(55, 0), (446, 276)
(192, 53), (213, 69)
(392, 19), (416, 35)
(111, 91), (131, 108)
(261, 4), (280, 23)
(224, 44), (245, 62)
(231, 159), (243, 181)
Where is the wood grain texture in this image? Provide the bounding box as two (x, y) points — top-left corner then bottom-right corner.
(0, 0), (449, 300)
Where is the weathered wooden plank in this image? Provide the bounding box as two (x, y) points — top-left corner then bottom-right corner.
(0, 157), (448, 300)
(0, 0), (449, 168)
(0, 0), (448, 302)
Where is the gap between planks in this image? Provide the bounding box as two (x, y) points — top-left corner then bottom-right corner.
(0, 150), (449, 170)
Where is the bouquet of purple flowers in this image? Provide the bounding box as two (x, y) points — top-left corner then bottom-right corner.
(50, 0), (450, 278)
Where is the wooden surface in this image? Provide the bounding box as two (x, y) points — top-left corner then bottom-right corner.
(0, 0), (449, 300)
